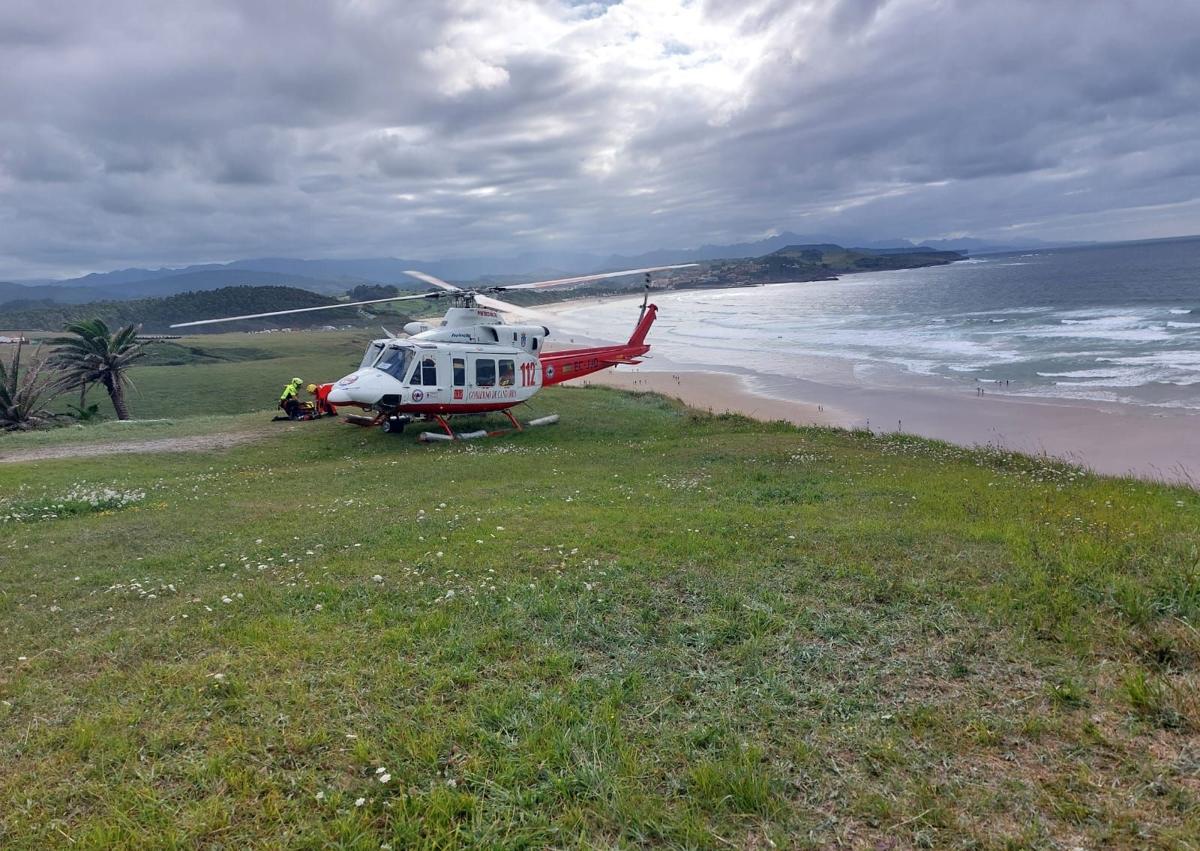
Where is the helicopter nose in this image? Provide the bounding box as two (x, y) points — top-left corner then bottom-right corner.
(328, 374), (363, 405)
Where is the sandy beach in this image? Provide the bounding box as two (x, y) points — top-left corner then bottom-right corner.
(534, 294), (1200, 485)
(579, 367), (1199, 485)
(577, 370), (845, 428)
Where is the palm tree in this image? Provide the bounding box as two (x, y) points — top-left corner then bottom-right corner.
(48, 320), (146, 420)
(0, 341), (63, 430)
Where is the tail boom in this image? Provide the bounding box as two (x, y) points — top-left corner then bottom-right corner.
(540, 304), (657, 386)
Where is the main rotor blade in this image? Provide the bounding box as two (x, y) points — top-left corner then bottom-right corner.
(473, 294), (554, 321)
(403, 270), (462, 292)
(495, 263), (699, 291)
(168, 292), (442, 328)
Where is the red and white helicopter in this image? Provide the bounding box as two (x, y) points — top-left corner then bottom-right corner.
(170, 264), (695, 439)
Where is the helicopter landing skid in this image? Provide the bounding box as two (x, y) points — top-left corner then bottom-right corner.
(417, 412), (559, 443)
(342, 413), (383, 428)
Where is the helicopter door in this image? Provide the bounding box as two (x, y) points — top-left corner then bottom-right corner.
(407, 354), (441, 404)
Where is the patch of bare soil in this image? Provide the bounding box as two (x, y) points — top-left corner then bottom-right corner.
(0, 431), (263, 463)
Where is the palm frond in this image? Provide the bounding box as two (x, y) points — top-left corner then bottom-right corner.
(45, 320), (144, 420)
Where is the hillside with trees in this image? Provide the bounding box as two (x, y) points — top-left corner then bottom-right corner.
(0, 286), (417, 333)
(683, 244), (964, 288)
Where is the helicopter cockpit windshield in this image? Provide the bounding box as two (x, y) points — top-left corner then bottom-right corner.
(373, 344), (413, 381)
(359, 342), (386, 369)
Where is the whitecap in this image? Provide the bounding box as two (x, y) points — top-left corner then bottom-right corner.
(1037, 368), (1128, 379)
(1097, 351), (1200, 367)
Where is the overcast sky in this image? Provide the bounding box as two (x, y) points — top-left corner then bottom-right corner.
(2, 0), (1198, 279)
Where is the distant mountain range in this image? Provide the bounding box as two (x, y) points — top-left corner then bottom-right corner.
(0, 231), (1086, 310)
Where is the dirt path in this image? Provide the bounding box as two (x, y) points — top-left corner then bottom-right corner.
(0, 431), (263, 464)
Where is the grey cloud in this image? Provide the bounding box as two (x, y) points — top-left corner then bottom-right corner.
(1, 0), (1199, 279)
(0, 125), (99, 182)
(828, 0), (889, 36)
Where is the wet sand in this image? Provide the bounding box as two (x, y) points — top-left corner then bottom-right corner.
(579, 367), (1200, 486)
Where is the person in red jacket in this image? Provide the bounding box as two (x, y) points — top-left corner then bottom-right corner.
(307, 383), (338, 416)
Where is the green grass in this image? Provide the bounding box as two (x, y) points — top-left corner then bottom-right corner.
(1, 331), (1198, 847)
(56, 328), (378, 420)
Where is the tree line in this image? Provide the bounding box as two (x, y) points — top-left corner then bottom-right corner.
(0, 285), (393, 334)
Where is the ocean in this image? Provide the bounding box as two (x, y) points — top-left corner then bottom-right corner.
(556, 237), (1200, 411)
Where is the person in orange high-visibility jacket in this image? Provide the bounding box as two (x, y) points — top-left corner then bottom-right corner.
(307, 382), (338, 416)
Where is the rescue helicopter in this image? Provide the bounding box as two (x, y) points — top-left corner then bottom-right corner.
(170, 264), (696, 439)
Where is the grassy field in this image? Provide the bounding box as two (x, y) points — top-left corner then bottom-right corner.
(49, 329), (379, 421)
(1, 331), (1198, 848)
